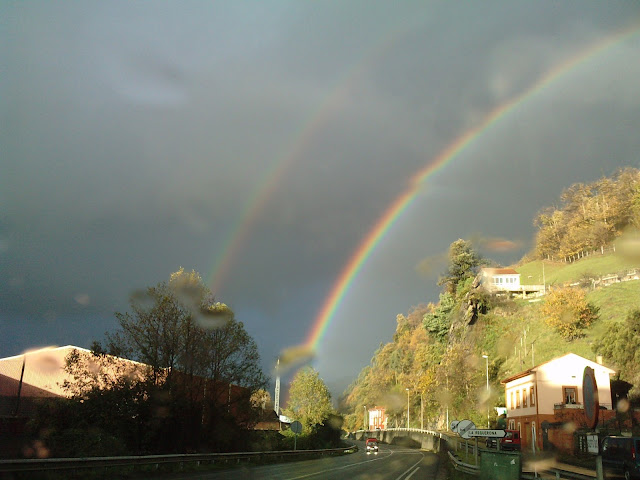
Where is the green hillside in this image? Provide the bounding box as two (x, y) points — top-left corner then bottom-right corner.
(342, 168), (640, 430)
(492, 254), (640, 380)
(517, 256), (639, 287)
(341, 250), (640, 430)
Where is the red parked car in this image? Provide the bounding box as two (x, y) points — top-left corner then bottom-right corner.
(485, 430), (521, 451)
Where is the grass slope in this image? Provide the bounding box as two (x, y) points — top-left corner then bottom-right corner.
(477, 253), (640, 382)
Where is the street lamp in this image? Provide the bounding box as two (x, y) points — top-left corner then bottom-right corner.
(363, 405), (367, 431)
(482, 354), (489, 428)
(406, 388), (410, 429)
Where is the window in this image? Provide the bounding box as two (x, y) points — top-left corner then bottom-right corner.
(510, 391), (514, 409)
(523, 388), (527, 407)
(563, 386), (578, 404)
(530, 387), (535, 406)
(516, 390), (520, 408)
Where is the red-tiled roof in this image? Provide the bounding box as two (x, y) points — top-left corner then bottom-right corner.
(482, 268), (519, 275)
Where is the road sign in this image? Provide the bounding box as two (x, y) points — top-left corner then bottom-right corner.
(450, 420), (460, 432)
(290, 421), (302, 434)
(457, 419), (476, 439)
(583, 366), (599, 430)
(467, 429), (506, 438)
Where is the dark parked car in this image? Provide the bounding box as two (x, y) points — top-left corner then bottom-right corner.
(601, 436), (640, 480)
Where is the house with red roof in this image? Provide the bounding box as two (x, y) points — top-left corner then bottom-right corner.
(480, 267), (544, 297)
(501, 353), (618, 453)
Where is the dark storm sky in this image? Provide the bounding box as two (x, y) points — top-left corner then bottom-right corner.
(2, 1), (640, 396)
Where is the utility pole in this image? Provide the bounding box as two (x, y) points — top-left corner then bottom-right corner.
(482, 354), (489, 428)
(14, 355), (26, 416)
(363, 405), (367, 430)
(406, 388), (410, 429)
(274, 359), (280, 418)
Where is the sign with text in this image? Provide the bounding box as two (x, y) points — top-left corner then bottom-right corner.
(467, 429), (507, 438)
(587, 434), (599, 454)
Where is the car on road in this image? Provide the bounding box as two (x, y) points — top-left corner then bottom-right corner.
(485, 430), (521, 451)
(601, 436), (640, 480)
(366, 438), (379, 454)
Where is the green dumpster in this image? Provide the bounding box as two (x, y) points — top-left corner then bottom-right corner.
(480, 451), (521, 480)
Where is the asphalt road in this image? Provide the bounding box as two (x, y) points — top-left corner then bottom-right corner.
(146, 440), (441, 480)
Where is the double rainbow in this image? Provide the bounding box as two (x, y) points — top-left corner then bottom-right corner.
(303, 23), (640, 353)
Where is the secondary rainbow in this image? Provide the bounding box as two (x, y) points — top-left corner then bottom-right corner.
(304, 23), (640, 351)
(207, 26), (413, 295)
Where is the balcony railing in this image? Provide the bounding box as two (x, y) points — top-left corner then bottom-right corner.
(554, 402), (613, 410)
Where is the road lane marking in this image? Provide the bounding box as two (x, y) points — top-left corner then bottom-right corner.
(405, 466), (420, 479)
(394, 454), (424, 480)
(282, 449), (393, 480)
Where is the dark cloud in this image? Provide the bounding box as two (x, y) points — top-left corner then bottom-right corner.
(2, 1), (640, 397)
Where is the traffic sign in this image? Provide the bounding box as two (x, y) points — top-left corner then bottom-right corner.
(457, 419), (476, 439)
(290, 421), (302, 434)
(450, 420), (460, 432)
(467, 429), (506, 438)
(583, 366), (599, 430)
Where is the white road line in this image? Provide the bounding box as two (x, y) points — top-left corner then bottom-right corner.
(405, 466), (420, 479)
(394, 453), (424, 480)
(283, 450), (393, 480)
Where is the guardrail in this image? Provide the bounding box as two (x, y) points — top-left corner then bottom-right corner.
(522, 471), (596, 480)
(355, 428), (600, 479)
(0, 445), (358, 474)
(448, 450), (599, 479)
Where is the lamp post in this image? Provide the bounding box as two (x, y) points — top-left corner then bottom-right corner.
(482, 354), (489, 427)
(364, 405), (367, 431)
(406, 388), (410, 429)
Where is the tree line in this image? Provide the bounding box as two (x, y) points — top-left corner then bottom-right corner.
(534, 167), (640, 262)
(24, 268), (345, 458)
(26, 269), (270, 456)
(341, 239), (497, 431)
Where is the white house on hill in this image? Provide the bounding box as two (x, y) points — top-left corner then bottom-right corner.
(481, 268), (521, 291)
(480, 268), (545, 297)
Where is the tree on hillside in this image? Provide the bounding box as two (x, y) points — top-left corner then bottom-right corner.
(438, 239), (483, 294)
(285, 367), (334, 431)
(594, 309), (640, 400)
(534, 167), (640, 260)
(433, 342), (485, 426)
(423, 292), (456, 340)
(540, 287), (599, 341)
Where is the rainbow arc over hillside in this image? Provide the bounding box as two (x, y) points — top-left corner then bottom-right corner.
(301, 23), (640, 354)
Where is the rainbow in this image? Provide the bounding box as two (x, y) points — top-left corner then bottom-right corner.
(303, 23), (640, 352)
(207, 25), (415, 295)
